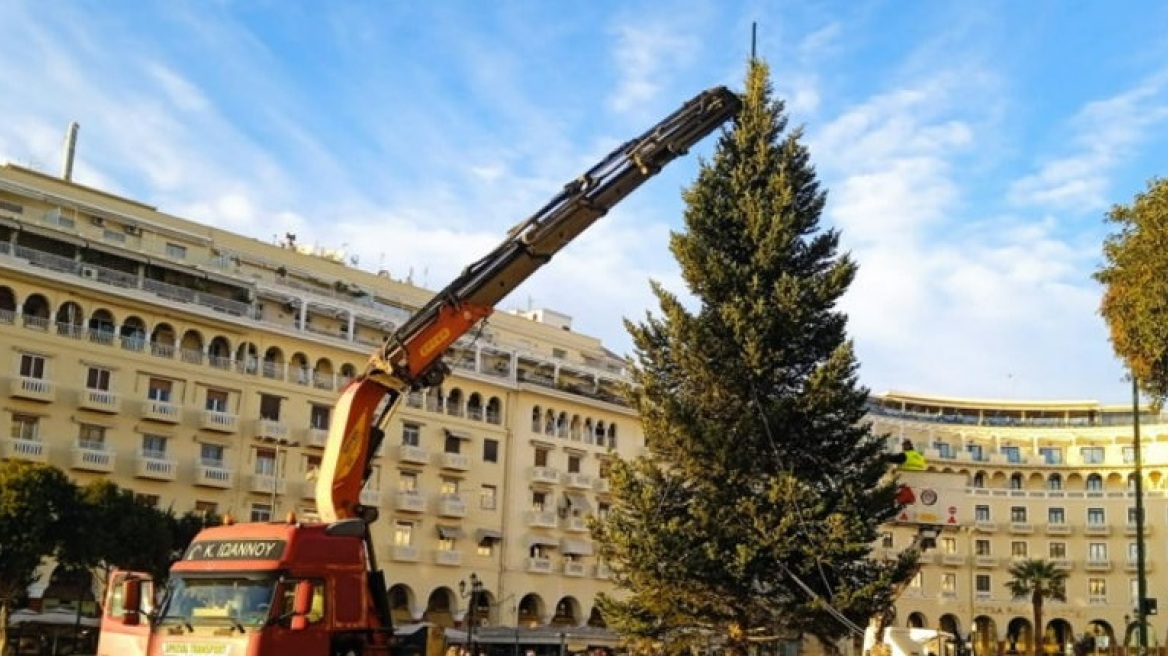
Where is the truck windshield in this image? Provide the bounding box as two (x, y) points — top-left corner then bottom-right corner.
(159, 576), (277, 628)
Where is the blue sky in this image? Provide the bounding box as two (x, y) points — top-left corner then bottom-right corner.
(4, 1), (1168, 404)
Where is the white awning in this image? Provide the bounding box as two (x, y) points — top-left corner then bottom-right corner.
(476, 528), (503, 543)
(564, 492), (592, 512)
(437, 525), (465, 539)
(526, 535), (559, 549)
(444, 429), (472, 440)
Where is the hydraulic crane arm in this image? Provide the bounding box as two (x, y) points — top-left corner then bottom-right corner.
(316, 86), (741, 524)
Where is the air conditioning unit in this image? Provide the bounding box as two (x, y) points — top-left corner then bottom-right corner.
(124, 225), (141, 236)
(80, 266), (98, 280)
(90, 216), (104, 226)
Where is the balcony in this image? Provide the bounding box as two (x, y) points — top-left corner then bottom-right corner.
(594, 478), (611, 494)
(974, 556), (998, 568)
(395, 491), (426, 513)
(9, 376), (55, 403)
(440, 452), (471, 471)
(1083, 524), (1111, 537)
(302, 482), (317, 500)
(1008, 522), (1033, 535)
(974, 521), (997, 533)
(1045, 523), (1072, 536)
(305, 428), (329, 448)
(194, 463), (234, 488)
(70, 445), (115, 473)
(141, 399), (181, 424)
(78, 388), (120, 413)
(433, 550), (463, 567)
(398, 445), (430, 465)
(200, 410), (239, 433)
(563, 516), (589, 532)
(595, 563), (611, 579)
(250, 474), (287, 496)
(525, 510), (558, 529)
(564, 472), (593, 489)
(1051, 559), (1072, 571)
(1126, 559), (1154, 573)
(940, 554), (967, 567)
(563, 561), (588, 577)
(392, 546), (419, 562)
(1, 438), (47, 462)
(1125, 523), (1152, 536)
(437, 494), (467, 518)
(135, 453), (178, 481)
(525, 557), (553, 574)
(254, 419), (289, 441)
(1084, 559), (1113, 572)
(360, 488), (382, 507)
(530, 466), (561, 485)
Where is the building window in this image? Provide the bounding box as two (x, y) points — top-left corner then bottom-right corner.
(444, 432), (462, 454)
(1002, 446), (1021, 463)
(10, 414), (39, 442)
(393, 522), (413, 546)
(147, 378), (172, 402)
(975, 574), (991, 594)
(402, 423), (420, 446)
(141, 435), (168, 459)
(975, 505), (991, 522)
(1010, 507), (1028, 523)
(136, 494), (160, 507)
(881, 532), (894, 549)
(1048, 508), (1066, 524)
(1088, 578), (1107, 602)
(477, 540), (494, 558)
(1127, 507), (1141, 524)
(310, 404), (330, 430)
(19, 353), (46, 379)
(567, 454), (581, 474)
(1087, 508), (1106, 526)
(1047, 474), (1062, 490)
(1039, 447), (1062, 464)
(975, 539), (991, 556)
(940, 537), (957, 554)
(940, 573), (956, 593)
(534, 448), (549, 468)
(1050, 542), (1067, 559)
(483, 439), (498, 463)
(259, 394), (281, 421)
(86, 367), (111, 390)
(1088, 543), (1108, 561)
(165, 242), (188, 259)
(1123, 447), (1136, 464)
(972, 472), (986, 488)
(1086, 475), (1103, 492)
(78, 424), (105, 450)
(398, 471), (418, 492)
(967, 444), (984, 461)
(481, 485), (497, 510)
(194, 500), (218, 518)
(531, 490), (547, 512)
(255, 448), (276, 476)
(1011, 542), (1028, 558)
(305, 454), (322, 478)
(250, 503), (273, 522)
(1128, 542), (1139, 561)
(1081, 446), (1105, 464)
(440, 478), (459, 496)
(933, 441), (953, 458)
(1008, 473), (1023, 490)
(205, 389), (229, 412)
(200, 443), (225, 466)
(909, 571), (922, 589)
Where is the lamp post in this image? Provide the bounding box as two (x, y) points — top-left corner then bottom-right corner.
(460, 573), (483, 656)
(269, 437), (299, 515)
(1131, 377), (1148, 656)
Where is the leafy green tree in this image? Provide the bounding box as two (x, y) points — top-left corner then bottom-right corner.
(1095, 177), (1168, 401)
(0, 462), (79, 656)
(593, 59), (914, 655)
(1005, 559), (1068, 656)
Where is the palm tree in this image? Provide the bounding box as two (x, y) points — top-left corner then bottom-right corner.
(1006, 559), (1069, 656)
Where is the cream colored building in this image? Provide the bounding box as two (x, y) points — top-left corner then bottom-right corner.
(869, 392), (1168, 656)
(0, 163), (636, 639)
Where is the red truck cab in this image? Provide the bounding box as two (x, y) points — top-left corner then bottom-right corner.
(98, 517), (390, 656)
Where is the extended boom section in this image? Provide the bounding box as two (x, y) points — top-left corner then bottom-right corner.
(317, 85), (741, 523)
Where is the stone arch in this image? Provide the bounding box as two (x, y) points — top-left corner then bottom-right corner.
(236, 341), (260, 374)
(586, 606), (606, 628)
(972, 616), (999, 656)
(208, 335), (233, 369)
(594, 420), (606, 444)
(556, 411), (568, 437)
(0, 285), (16, 317)
(1006, 617), (1034, 655)
(313, 357), (335, 390)
(1104, 472), (1125, 489)
(87, 307), (116, 340)
(289, 352), (311, 384)
(1025, 472), (1045, 490)
(1046, 618), (1075, 654)
(1009, 473), (1023, 489)
(570, 415), (582, 440)
(517, 593), (546, 628)
(151, 322), (177, 358)
(422, 585), (458, 627)
(339, 362), (358, 386)
(486, 397), (502, 424)
(531, 406), (542, 433)
(1047, 473), (1063, 490)
(262, 346), (285, 379)
(544, 408), (555, 435)
(906, 612), (927, 628)
(446, 388), (464, 417)
(1085, 473), (1103, 491)
(388, 583), (419, 624)
(467, 392), (484, 421)
(120, 315), (148, 351)
(21, 293), (51, 330)
(55, 301), (84, 338)
(939, 614), (962, 641)
(180, 329), (205, 364)
(606, 423), (617, 448)
(550, 596), (583, 627)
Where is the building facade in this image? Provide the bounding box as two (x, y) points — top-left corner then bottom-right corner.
(869, 392), (1168, 656)
(0, 163), (635, 646)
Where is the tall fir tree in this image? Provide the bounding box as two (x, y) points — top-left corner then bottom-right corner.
(594, 60), (917, 655)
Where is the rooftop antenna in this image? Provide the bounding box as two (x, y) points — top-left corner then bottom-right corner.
(62, 121), (80, 181)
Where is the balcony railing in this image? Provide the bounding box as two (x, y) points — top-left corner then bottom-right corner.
(1, 438), (47, 462)
(395, 491), (426, 513)
(71, 445), (115, 472)
(525, 558), (553, 574)
(437, 494), (466, 517)
(525, 510), (558, 528)
(440, 452), (470, 471)
(398, 445), (429, 465)
(530, 467), (561, 485)
(142, 399), (181, 423)
(433, 550), (463, 567)
(195, 464), (234, 488)
(9, 376), (55, 402)
(78, 388), (119, 413)
(200, 410), (239, 433)
(135, 454), (178, 480)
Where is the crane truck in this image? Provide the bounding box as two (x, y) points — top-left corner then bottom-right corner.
(96, 85), (741, 656)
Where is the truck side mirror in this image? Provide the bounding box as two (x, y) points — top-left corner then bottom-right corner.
(291, 580), (314, 631)
(123, 577), (142, 626)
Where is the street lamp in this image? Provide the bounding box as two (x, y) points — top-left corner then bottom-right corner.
(460, 573), (483, 656)
(1131, 377), (1148, 656)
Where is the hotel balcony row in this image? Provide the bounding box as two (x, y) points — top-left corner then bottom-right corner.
(388, 547), (608, 578)
(917, 553), (1154, 574)
(0, 239), (629, 407)
(970, 521), (1151, 537)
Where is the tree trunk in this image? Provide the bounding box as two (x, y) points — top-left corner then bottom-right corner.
(1032, 593), (1044, 656)
(0, 601), (9, 656)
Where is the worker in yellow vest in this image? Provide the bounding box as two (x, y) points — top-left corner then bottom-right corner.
(888, 439), (927, 471)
